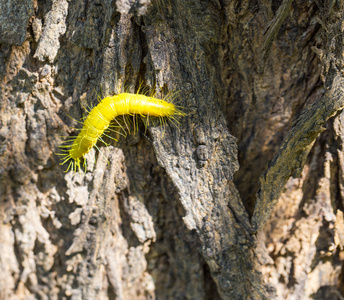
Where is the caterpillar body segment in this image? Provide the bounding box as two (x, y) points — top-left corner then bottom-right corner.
(60, 92), (183, 172)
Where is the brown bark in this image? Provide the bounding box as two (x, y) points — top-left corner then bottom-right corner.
(1, 0), (344, 299)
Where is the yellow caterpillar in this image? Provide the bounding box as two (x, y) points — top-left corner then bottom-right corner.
(59, 92), (184, 172)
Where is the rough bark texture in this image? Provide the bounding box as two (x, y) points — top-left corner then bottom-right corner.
(1, 0), (344, 300)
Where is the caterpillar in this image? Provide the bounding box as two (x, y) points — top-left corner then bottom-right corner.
(59, 92), (184, 172)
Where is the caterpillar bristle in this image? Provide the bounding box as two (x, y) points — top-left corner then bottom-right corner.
(66, 114), (85, 124)
(94, 144), (110, 165)
(98, 137), (110, 146)
(56, 152), (69, 155)
(65, 161), (72, 173)
(105, 127), (122, 135)
(102, 132), (118, 141)
(109, 118), (129, 136)
(61, 156), (72, 165)
(58, 146), (72, 149)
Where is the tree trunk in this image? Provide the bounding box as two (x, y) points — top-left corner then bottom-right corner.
(1, 0), (344, 299)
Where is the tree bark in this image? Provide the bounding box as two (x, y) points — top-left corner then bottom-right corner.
(1, 0), (344, 299)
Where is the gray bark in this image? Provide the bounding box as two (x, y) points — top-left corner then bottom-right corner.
(1, 0), (344, 299)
